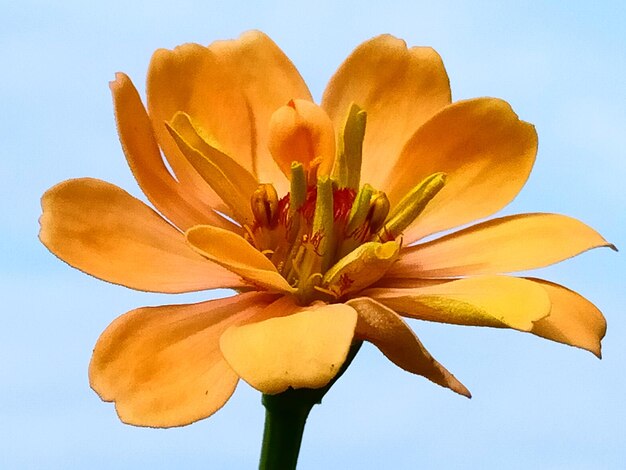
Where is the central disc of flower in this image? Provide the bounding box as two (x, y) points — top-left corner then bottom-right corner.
(242, 99), (447, 305)
(165, 99), (446, 305)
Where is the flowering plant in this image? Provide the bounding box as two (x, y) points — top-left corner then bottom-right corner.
(40, 31), (613, 468)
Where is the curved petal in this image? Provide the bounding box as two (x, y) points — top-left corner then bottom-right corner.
(391, 213), (615, 278)
(89, 292), (276, 427)
(110, 72), (235, 231)
(268, 99), (336, 179)
(186, 225), (295, 294)
(384, 98), (537, 243)
(220, 298), (358, 394)
(166, 113), (257, 225)
(346, 297), (470, 397)
(365, 276), (550, 331)
(39, 178), (243, 293)
(527, 279), (606, 357)
(147, 31), (310, 194)
(322, 35), (451, 188)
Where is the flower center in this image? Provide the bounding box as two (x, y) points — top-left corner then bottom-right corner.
(245, 163), (446, 306)
(165, 101), (446, 304)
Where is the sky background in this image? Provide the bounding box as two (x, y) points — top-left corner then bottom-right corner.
(2, 0), (625, 468)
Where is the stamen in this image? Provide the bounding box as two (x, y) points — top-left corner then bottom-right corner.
(345, 184), (373, 237)
(289, 162), (307, 212)
(311, 176), (335, 272)
(250, 183), (279, 228)
(366, 191), (390, 233)
(333, 103), (367, 190)
(376, 172), (447, 241)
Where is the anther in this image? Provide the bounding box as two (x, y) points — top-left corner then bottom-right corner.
(366, 191), (390, 233)
(251, 183), (279, 228)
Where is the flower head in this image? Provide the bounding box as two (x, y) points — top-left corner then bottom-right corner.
(40, 31), (614, 427)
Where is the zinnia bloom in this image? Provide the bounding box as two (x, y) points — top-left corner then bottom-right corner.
(40, 31), (613, 428)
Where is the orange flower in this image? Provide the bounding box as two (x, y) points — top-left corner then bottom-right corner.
(39, 31), (614, 428)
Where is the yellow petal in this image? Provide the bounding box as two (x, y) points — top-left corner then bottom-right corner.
(527, 278), (607, 357)
(347, 297), (470, 397)
(110, 73), (234, 231)
(147, 31), (310, 194)
(166, 112), (257, 225)
(384, 98), (537, 243)
(268, 99), (336, 179)
(39, 178), (243, 293)
(322, 241), (400, 298)
(322, 35), (451, 189)
(391, 213), (615, 278)
(89, 292), (275, 427)
(220, 299), (358, 394)
(186, 225), (295, 294)
(365, 276), (550, 331)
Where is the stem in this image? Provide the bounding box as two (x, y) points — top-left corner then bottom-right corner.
(258, 341), (362, 470)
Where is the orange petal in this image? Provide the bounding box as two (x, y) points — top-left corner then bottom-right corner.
(186, 225), (295, 294)
(391, 213), (615, 278)
(347, 297), (470, 397)
(527, 278), (607, 357)
(322, 35), (451, 189)
(39, 178), (243, 293)
(268, 99), (336, 179)
(384, 98), (537, 243)
(89, 292), (276, 427)
(166, 113), (258, 225)
(110, 72), (234, 231)
(365, 275), (550, 331)
(147, 31), (310, 194)
(220, 299), (358, 394)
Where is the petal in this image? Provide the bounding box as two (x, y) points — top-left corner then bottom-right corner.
(220, 298), (358, 394)
(268, 99), (336, 179)
(39, 178), (243, 293)
(89, 292), (276, 427)
(365, 275), (550, 331)
(346, 297), (470, 397)
(166, 113), (257, 225)
(391, 213), (615, 278)
(527, 279), (607, 357)
(322, 35), (451, 189)
(110, 72), (235, 231)
(186, 225), (295, 294)
(384, 98), (538, 243)
(147, 31), (311, 194)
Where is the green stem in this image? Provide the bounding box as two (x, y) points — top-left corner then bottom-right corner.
(258, 341), (362, 470)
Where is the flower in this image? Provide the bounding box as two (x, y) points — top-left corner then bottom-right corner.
(39, 31), (614, 428)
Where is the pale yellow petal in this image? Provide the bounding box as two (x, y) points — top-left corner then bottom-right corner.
(365, 276), (550, 331)
(110, 73), (235, 231)
(166, 113), (257, 225)
(322, 35), (451, 189)
(220, 299), (358, 394)
(527, 278), (606, 357)
(39, 178), (243, 293)
(391, 213), (615, 278)
(89, 292), (275, 427)
(347, 297), (470, 397)
(384, 98), (537, 243)
(186, 225), (295, 294)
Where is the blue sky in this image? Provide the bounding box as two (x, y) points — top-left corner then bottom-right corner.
(2, 1), (625, 468)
